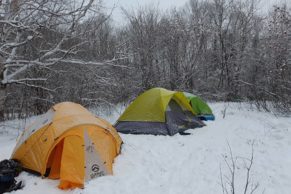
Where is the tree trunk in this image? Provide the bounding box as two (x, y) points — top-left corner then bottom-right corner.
(0, 85), (5, 121)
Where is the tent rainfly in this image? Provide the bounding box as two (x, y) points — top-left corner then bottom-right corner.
(11, 102), (122, 189)
(115, 88), (205, 136)
(183, 92), (215, 121)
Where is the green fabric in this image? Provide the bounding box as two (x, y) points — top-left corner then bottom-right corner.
(118, 88), (195, 122)
(183, 92), (213, 115)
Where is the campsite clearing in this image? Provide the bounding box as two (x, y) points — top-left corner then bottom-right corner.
(0, 103), (291, 194)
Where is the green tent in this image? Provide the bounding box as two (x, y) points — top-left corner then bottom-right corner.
(115, 88), (205, 136)
(183, 92), (215, 121)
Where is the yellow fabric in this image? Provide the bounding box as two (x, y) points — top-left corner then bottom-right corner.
(52, 102), (92, 120)
(172, 92), (195, 113)
(58, 136), (84, 189)
(48, 140), (64, 179)
(118, 88), (196, 122)
(95, 117), (122, 154)
(11, 102), (122, 190)
(11, 125), (50, 172)
(58, 181), (84, 190)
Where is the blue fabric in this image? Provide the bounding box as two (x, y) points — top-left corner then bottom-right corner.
(198, 115), (215, 121)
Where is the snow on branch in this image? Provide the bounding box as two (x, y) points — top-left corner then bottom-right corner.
(46, 58), (131, 68)
(0, 0), (124, 86)
(11, 81), (59, 93)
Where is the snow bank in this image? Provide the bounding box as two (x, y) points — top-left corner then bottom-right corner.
(0, 103), (290, 194)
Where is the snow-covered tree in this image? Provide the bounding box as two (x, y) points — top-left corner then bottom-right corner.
(0, 0), (122, 119)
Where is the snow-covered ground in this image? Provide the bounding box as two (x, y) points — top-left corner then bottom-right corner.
(1, 103), (291, 194)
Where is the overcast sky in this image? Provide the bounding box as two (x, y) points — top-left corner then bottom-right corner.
(103, 0), (290, 26)
(104, 0), (188, 25)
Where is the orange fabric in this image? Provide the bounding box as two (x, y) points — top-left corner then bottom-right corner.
(11, 102), (122, 190)
(96, 117), (122, 154)
(58, 136), (84, 189)
(11, 125), (49, 172)
(52, 102), (92, 120)
(58, 180), (84, 190)
(48, 140), (64, 179)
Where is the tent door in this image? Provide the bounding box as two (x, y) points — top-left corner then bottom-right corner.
(166, 100), (205, 135)
(166, 100), (188, 135)
(46, 140), (64, 179)
(58, 135), (85, 189)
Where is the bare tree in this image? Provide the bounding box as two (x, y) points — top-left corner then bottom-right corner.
(1, 0), (290, 120)
(220, 142), (259, 194)
(121, 6), (164, 90)
(0, 0), (124, 119)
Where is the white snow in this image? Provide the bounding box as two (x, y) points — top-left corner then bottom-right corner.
(0, 103), (291, 194)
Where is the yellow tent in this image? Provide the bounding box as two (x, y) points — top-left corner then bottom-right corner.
(11, 102), (122, 189)
(118, 87), (195, 122)
(115, 88), (205, 135)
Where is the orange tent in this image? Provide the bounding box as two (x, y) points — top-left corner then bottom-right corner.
(11, 102), (122, 189)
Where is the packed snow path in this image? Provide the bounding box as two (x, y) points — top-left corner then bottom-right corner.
(0, 103), (290, 194)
